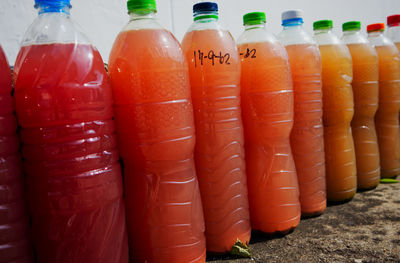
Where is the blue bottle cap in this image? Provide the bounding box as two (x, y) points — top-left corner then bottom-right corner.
(193, 2), (218, 14)
(282, 10), (304, 26)
(34, 0), (72, 13)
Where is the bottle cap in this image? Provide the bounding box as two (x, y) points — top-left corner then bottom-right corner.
(313, 20), (333, 30)
(367, 23), (385, 33)
(193, 2), (218, 13)
(342, 21), (361, 31)
(387, 14), (400, 27)
(281, 10), (304, 26)
(243, 12), (266, 26)
(34, 0), (71, 10)
(127, 0), (156, 13)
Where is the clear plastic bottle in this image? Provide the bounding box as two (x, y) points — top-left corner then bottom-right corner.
(181, 2), (250, 252)
(313, 20), (357, 202)
(13, 1), (129, 262)
(368, 23), (400, 178)
(278, 10), (326, 217)
(108, 0), (206, 262)
(0, 45), (32, 263)
(387, 15), (400, 51)
(341, 21), (380, 190)
(237, 12), (301, 234)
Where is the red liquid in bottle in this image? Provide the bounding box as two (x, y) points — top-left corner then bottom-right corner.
(0, 45), (32, 263)
(14, 43), (129, 263)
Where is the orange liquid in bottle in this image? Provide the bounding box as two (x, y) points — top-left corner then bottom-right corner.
(318, 44), (357, 202)
(286, 44), (326, 216)
(238, 42), (301, 233)
(346, 43), (380, 189)
(182, 29), (251, 252)
(375, 45), (400, 178)
(109, 29), (206, 262)
(0, 46), (32, 263)
(395, 43), (400, 52)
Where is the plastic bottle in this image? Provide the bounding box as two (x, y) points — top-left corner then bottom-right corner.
(278, 10), (326, 217)
(0, 46), (32, 263)
(387, 15), (400, 51)
(181, 2), (250, 252)
(313, 20), (357, 202)
(368, 23), (400, 178)
(13, 1), (129, 262)
(108, 0), (206, 262)
(237, 12), (301, 234)
(341, 21), (380, 190)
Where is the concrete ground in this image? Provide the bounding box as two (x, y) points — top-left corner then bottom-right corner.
(207, 183), (400, 263)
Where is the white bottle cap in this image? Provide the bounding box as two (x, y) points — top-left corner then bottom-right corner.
(282, 10), (304, 22)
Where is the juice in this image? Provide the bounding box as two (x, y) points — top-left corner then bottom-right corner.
(318, 44), (357, 202)
(14, 43), (129, 263)
(109, 28), (206, 262)
(346, 43), (380, 189)
(182, 22), (250, 252)
(0, 46), (32, 263)
(374, 45), (400, 177)
(368, 23), (400, 178)
(285, 44), (326, 216)
(238, 33), (301, 232)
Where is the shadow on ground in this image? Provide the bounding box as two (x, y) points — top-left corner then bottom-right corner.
(207, 183), (400, 263)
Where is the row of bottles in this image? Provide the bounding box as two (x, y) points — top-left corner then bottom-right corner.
(1, 0), (400, 262)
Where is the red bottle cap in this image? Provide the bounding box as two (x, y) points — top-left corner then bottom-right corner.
(367, 23), (385, 33)
(388, 14), (400, 27)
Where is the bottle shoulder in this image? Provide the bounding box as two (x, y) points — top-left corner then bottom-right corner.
(341, 32), (369, 45)
(121, 17), (164, 32)
(314, 31), (342, 46)
(387, 26), (400, 43)
(21, 13), (91, 46)
(278, 27), (316, 46)
(237, 27), (279, 46)
(368, 33), (396, 47)
(185, 20), (225, 33)
(182, 27), (236, 52)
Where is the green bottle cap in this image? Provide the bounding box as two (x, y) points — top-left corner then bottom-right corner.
(243, 12), (266, 26)
(342, 21), (361, 31)
(127, 0), (156, 13)
(313, 20), (333, 30)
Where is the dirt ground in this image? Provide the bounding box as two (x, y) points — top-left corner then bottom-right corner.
(207, 183), (400, 263)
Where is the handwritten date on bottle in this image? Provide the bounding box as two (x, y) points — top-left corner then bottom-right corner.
(194, 50), (231, 67)
(239, 48), (257, 59)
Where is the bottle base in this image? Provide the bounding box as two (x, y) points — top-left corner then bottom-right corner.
(252, 226), (297, 237)
(301, 209), (325, 219)
(357, 183), (379, 192)
(381, 174), (398, 179)
(205, 230), (251, 254)
(327, 195), (355, 205)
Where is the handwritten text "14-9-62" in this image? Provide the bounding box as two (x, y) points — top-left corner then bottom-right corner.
(193, 48), (257, 67)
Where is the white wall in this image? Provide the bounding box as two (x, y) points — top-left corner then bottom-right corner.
(1, 0), (399, 65)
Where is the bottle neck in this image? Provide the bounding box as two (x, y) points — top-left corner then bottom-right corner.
(314, 28), (331, 35)
(343, 30), (360, 36)
(129, 10), (156, 21)
(194, 11), (218, 23)
(244, 23), (266, 31)
(283, 23), (303, 30)
(36, 4), (71, 15)
(282, 18), (303, 29)
(367, 31), (383, 37)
